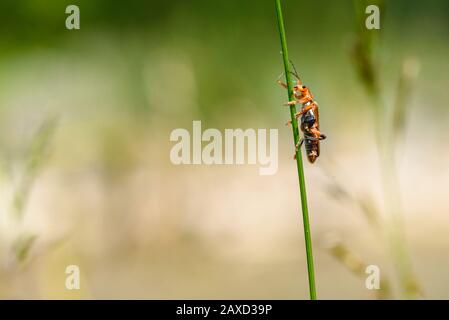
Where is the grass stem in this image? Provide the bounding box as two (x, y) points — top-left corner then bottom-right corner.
(274, 0), (317, 300)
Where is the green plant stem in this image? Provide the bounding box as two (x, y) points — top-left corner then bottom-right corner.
(274, 0), (317, 300)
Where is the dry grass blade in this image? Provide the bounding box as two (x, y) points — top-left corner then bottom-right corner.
(327, 237), (391, 299)
(13, 116), (58, 219)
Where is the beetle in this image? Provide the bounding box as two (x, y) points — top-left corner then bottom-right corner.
(278, 64), (326, 163)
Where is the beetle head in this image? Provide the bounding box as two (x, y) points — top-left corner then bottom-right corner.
(294, 84), (308, 94)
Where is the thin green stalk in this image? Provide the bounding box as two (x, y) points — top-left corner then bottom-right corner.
(274, 0), (317, 300)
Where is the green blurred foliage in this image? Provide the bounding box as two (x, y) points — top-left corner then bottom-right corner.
(0, 0), (447, 123)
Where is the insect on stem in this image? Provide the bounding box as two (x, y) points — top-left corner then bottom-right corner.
(274, 0), (317, 300)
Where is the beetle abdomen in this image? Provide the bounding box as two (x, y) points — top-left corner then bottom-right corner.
(304, 133), (319, 163)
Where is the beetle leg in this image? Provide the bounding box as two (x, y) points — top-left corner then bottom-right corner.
(286, 104), (314, 126)
(294, 103), (314, 118)
(294, 111), (303, 118)
(309, 128), (327, 140)
(293, 138), (304, 159)
(277, 80), (288, 89)
(284, 100), (299, 106)
(304, 136), (324, 141)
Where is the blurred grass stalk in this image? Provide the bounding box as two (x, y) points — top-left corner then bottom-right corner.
(327, 237), (391, 299)
(352, 0), (421, 298)
(13, 116), (57, 219)
(11, 116), (57, 266)
(275, 0), (317, 300)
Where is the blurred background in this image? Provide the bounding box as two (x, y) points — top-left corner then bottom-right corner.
(0, 0), (447, 299)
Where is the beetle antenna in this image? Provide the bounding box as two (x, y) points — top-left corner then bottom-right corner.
(289, 59), (299, 76)
(289, 60), (302, 83)
(277, 72), (285, 81)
